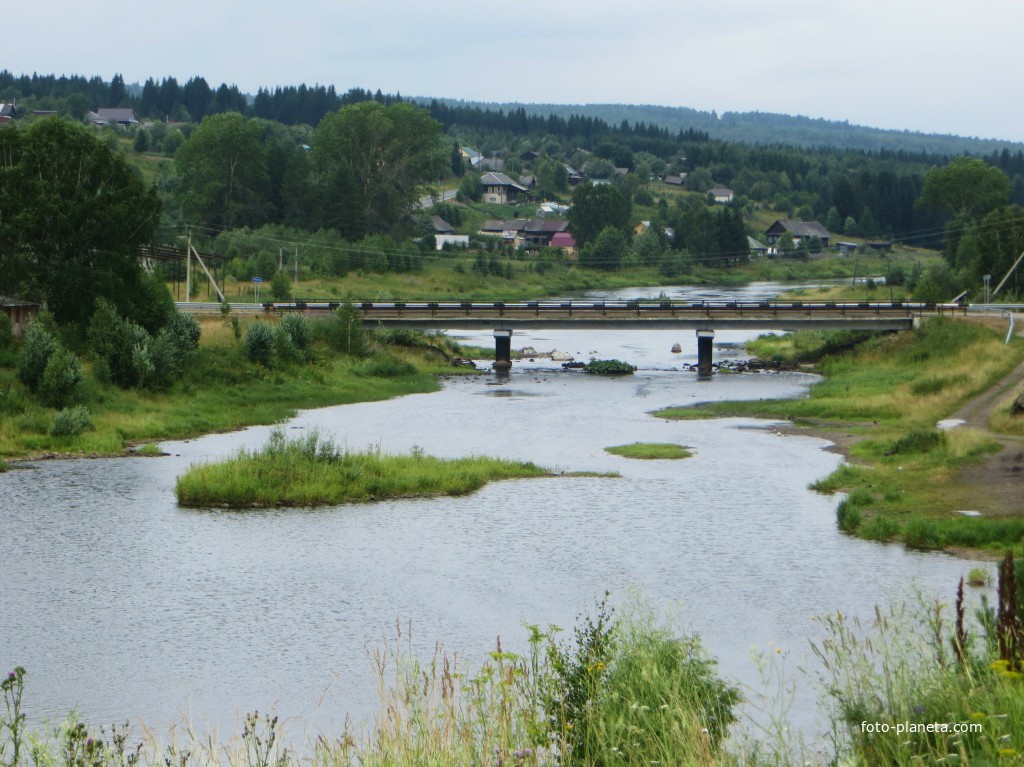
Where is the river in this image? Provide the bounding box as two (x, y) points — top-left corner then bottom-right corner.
(0, 283), (986, 749)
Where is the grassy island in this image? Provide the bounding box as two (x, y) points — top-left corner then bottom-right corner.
(605, 442), (693, 459)
(175, 429), (551, 507)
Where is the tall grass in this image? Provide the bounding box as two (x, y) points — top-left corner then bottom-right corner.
(1, 597), (744, 767)
(813, 564), (1024, 766)
(175, 428), (550, 507)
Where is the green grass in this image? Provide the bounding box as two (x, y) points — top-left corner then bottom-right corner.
(0, 317), (450, 460)
(657, 318), (1024, 552)
(604, 442), (693, 459)
(175, 428), (551, 507)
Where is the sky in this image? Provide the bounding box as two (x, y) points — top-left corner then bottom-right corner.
(11, 0), (1024, 143)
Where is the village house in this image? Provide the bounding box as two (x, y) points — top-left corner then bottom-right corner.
(480, 172), (530, 205)
(764, 219), (831, 252)
(709, 187), (734, 204)
(478, 218), (569, 250)
(549, 231), (577, 256)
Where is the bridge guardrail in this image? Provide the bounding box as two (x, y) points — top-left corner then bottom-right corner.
(179, 299), (969, 320)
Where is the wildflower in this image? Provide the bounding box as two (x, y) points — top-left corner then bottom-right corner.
(969, 712), (986, 721)
(998, 748), (1018, 757)
(989, 660), (1010, 672)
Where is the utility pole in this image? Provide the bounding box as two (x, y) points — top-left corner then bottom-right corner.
(185, 226), (192, 301)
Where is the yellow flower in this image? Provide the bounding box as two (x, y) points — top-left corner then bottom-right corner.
(989, 660), (1010, 671)
(997, 748), (1017, 758)
(969, 712), (986, 722)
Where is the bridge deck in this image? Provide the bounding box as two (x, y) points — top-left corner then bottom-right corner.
(259, 299), (962, 331)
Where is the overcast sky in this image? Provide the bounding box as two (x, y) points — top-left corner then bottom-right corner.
(11, 0), (1024, 143)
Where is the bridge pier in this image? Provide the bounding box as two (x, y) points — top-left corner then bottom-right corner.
(696, 329), (715, 376)
(493, 329), (513, 370)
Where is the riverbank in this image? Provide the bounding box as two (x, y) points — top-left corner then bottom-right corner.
(0, 315), (468, 461)
(656, 318), (1024, 553)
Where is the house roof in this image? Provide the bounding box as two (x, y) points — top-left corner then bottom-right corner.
(748, 237), (768, 251)
(550, 232), (576, 248)
(480, 172), (528, 192)
(480, 218), (528, 233)
(766, 219), (830, 239)
(663, 174), (685, 185)
(709, 187), (733, 197)
(97, 108), (135, 123)
(523, 219), (569, 234)
(479, 218), (567, 235)
(1, 295), (39, 308)
(430, 215), (454, 234)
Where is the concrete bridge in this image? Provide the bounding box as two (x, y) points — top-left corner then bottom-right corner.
(258, 298), (965, 374)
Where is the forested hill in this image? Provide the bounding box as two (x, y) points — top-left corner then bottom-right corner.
(417, 98), (1023, 156)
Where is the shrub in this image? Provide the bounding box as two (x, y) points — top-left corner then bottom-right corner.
(17, 322), (58, 392)
(39, 345), (84, 408)
(583, 359), (636, 375)
(357, 354), (416, 378)
(48, 405), (94, 437)
(277, 314), (313, 360)
(271, 271), (292, 300)
(245, 321), (276, 366)
(88, 300), (158, 388)
(884, 428), (946, 456)
(165, 313), (201, 353)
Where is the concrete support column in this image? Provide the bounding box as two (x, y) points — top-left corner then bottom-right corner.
(696, 329), (715, 377)
(493, 329), (513, 370)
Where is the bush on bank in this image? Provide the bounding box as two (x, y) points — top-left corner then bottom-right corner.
(0, 307), (465, 460)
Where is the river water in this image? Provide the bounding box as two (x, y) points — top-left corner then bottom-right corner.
(0, 283), (985, 748)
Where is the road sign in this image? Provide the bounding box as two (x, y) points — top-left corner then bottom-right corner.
(251, 277), (263, 283)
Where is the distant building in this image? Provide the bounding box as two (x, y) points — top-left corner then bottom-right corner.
(764, 219), (831, 252)
(97, 108), (136, 125)
(1, 297), (40, 338)
(709, 187), (734, 204)
(550, 231), (577, 255)
(480, 172), (530, 205)
(430, 216), (455, 235)
(478, 218), (569, 249)
(748, 237), (769, 257)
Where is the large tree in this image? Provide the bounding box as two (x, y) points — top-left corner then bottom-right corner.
(568, 183), (632, 247)
(175, 112), (271, 229)
(313, 101), (445, 235)
(0, 118), (164, 328)
(918, 156), (1010, 219)
(919, 157), (1011, 268)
